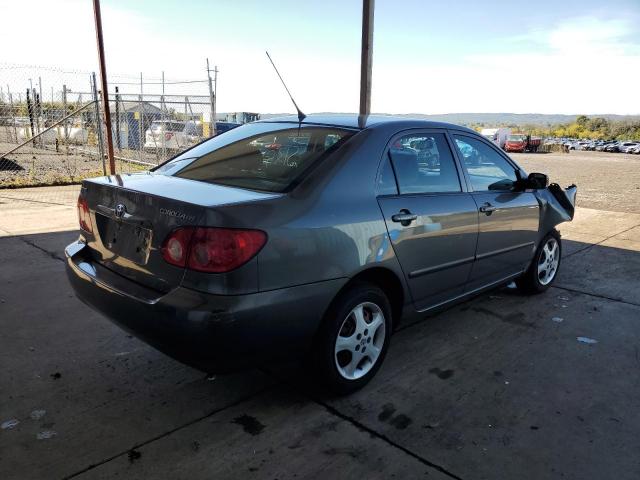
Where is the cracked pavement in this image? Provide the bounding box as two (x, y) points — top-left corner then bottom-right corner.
(1, 197), (640, 478)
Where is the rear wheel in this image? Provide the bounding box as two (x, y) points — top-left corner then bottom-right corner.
(314, 283), (391, 395)
(516, 231), (562, 293)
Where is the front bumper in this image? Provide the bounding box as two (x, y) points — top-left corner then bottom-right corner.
(65, 240), (346, 373)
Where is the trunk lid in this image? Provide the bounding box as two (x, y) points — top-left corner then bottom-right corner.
(82, 172), (281, 292)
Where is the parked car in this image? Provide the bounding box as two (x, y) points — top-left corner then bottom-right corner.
(66, 115), (577, 394)
(618, 142), (640, 153)
(604, 142), (620, 152)
(504, 133), (541, 153)
(628, 145), (640, 154)
(144, 120), (200, 152)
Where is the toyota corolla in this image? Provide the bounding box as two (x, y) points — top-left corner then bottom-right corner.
(66, 115), (576, 394)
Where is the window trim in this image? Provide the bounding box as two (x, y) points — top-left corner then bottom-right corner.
(447, 130), (522, 193)
(375, 128), (468, 197)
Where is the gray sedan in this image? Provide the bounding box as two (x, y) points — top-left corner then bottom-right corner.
(66, 115), (576, 394)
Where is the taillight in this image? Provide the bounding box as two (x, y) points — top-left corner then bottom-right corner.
(161, 227), (266, 273)
(161, 227), (194, 267)
(77, 197), (93, 234)
(165, 132), (174, 141)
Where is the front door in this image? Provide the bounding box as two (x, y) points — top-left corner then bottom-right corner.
(450, 133), (540, 291)
(377, 131), (478, 310)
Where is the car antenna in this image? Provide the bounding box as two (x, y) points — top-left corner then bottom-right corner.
(265, 51), (306, 123)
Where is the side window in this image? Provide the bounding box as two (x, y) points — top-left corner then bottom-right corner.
(452, 135), (518, 191)
(388, 133), (461, 194)
(377, 156), (398, 195)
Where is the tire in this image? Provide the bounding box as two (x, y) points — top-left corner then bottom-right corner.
(516, 230), (562, 294)
(313, 282), (392, 395)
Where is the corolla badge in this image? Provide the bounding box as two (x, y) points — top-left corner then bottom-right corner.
(114, 203), (127, 219)
(159, 208), (196, 222)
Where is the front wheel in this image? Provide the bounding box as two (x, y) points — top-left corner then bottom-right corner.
(313, 283), (392, 395)
(516, 231), (562, 294)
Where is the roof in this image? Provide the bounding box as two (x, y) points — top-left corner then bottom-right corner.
(109, 101), (163, 114)
(257, 113), (475, 133)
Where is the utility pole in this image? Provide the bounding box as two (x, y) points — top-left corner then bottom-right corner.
(206, 58), (217, 137)
(359, 0), (375, 120)
(92, 0), (115, 175)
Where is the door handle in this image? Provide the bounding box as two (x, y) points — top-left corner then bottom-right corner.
(479, 203), (497, 214)
(391, 210), (418, 226)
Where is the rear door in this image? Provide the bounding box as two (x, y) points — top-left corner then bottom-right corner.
(377, 130), (479, 310)
(450, 133), (540, 291)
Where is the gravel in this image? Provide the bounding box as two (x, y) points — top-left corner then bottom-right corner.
(513, 151), (640, 214)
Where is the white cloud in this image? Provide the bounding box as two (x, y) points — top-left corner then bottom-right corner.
(373, 16), (639, 115)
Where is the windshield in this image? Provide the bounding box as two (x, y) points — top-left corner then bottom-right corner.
(508, 135), (526, 141)
(169, 123), (356, 192)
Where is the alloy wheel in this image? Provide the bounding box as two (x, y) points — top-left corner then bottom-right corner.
(538, 237), (560, 285)
(334, 302), (386, 380)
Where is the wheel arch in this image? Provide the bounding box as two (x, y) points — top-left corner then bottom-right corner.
(323, 266), (407, 331)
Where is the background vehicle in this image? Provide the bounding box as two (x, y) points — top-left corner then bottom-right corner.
(144, 120), (199, 151)
(480, 127), (511, 149)
(144, 121), (241, 152)
(618, 142), (640, 153)
(504, 133), (541, 153)
(66, 116), (576, 394)
(604, 142), (620, 152)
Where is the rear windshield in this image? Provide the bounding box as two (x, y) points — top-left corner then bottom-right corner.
(508, 135), (525, 141)
(171, 124), (355, 192)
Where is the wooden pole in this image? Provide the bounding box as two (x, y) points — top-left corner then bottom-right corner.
(359, 0), (375, 117)
(92, 0), (115, 175)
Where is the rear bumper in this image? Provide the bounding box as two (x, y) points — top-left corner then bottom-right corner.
(65, 240), (346, 373)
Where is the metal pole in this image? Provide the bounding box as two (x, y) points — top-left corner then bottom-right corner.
(114, 86), (121, 151)
(62, 85), (69, 144)
(92, 73), (106, 175)
(8, 88), (18, 143)
(139, 72), (143, 163)
(213, 66), (217, 131)
(26, 89), (36, 147)
(92, 0), (115, 175)
(206, 58), (216, 137)
(359, 0), (375, 118)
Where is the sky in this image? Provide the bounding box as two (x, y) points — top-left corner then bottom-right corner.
(0, 0), (639, 115)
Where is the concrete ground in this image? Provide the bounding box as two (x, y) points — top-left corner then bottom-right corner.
(1, 187), (640, 478)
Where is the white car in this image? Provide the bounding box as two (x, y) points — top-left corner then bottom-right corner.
(144, 120), (202, 152)
(618, 142), (640, 153)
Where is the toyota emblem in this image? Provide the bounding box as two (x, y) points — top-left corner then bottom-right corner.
(114, 203), (126, 219)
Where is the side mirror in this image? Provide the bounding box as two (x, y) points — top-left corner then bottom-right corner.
(527, 172), (549, 189)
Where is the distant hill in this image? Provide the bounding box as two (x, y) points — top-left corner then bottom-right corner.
(257, 112), (640, 126)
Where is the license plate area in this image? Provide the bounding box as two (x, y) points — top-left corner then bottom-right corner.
(95, 213), (153, 265)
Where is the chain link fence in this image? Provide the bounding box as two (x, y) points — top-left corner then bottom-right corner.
(0, 64), (226, 193)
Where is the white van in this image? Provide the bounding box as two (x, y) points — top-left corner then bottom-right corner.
(480, 128), (511, 149)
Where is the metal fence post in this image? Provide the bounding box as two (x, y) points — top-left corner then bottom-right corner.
(115, 86), (121, 151)
(26, 89), (36, 147)
(92, 73), (106, 175)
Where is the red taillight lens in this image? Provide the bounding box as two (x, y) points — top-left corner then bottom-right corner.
(77, 197), (93, 233)
(161, 227), (194, 267)
(165, 132), (174, 141)
(161, 227), (267, 273)
(188, 228), (267, 273)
